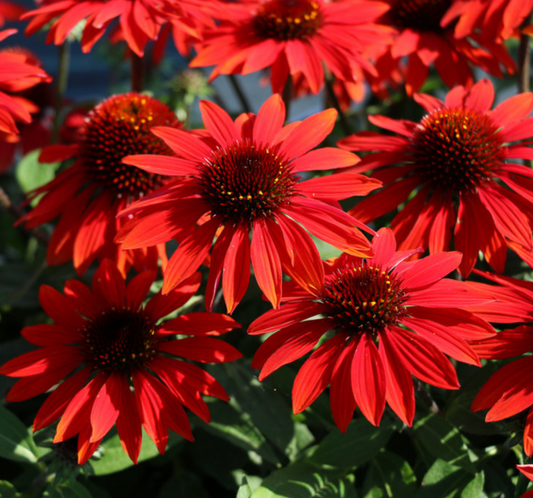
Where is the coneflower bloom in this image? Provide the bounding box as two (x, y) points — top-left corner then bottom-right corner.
(339, 79), (533, 277)
(249, 228), (496, 429)
(117, 94), (380, 313)
(0, 260), (242, 465)
(471, 271), (533, 457)
(373, 0), (515, 95)
(0, 30), (50, 144)
(190, 0), (394, 95)
(21, 0), (216, 57)
(19, 93), (182, 276)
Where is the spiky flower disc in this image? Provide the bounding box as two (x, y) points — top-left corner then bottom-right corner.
(19, 93), (182, 276)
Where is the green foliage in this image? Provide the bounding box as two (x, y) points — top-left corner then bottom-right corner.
(0, 405), (40, 464)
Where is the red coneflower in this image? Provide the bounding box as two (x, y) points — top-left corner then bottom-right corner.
(248, 228), (496, 429)
(19, 93), (182, 276)
(117, 94), (380, 312)
(190, 0), (394, 95)
(21, 0), (216, 57)
(0, 260), (242, 465)
(0, 30), (50, 144)
(373, 0), (515, 95)
(339, 79), (533, 277)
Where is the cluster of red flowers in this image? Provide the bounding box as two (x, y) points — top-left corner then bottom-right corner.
(3, 0), (533, 486)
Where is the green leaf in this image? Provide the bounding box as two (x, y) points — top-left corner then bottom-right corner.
(309, 418), (394, 469)
(210, 363), (296, 457)
(0, 405), (39, 463)
(91, 430), (182, 475)
(237, 476), (254, 498)
(159, 473), (210, 498)
(414, 414), (475, 472)
(460, 472), (484, 498)
(362, 452), (416, 498)
(15, 149), (61, 197)
(415, 459), (473, 498)
(204, 400), (279, 465)
(0, 480), (22, 498)
(251, 463), (355, 498)
(43, 482), (93, 498)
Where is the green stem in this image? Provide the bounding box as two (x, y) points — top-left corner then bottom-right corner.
(228, 74), (252, 114)
(281, 76), (292, 120)
(324, 73), (352, 136)
(52, 42), (70, 143)
(131, 51), (144, 92)
(0, 186), (49, 246)
(518, 13), (532, 94)
(414, 380), (439, 415)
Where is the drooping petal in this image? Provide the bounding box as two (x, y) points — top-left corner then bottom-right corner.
(383, 326), (459, 390)
(157, 337), (242, 363)
(162, 217), (220, 294)
(293, 333), (345, 414)
(253, 319), (332, 379)
(378, 332), (415, 426)
(251, 217), (282, 309)
(330, 337), (358, 432)
(351, 333), (386, 426)
(222, 224), (251, 314)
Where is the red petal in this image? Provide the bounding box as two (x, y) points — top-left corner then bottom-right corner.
(92, 259), (126, 306)
(402, 315), (480, 366)
(222, 224), (251, 314)
(254, 319), (332, 379)
(351, 333), (386, 426)
(126, 270), (156, 309)
(248, 301), (329, 335)
(277, 109), (337, 159)
(383, 326), (459, 390)
(253, 94), (285, 144)
(199, 100), (240, 146)
(158, 312), (241, 336)
(472, 357), (533, 413)
(122, 154), (199, 176)
(470, 326), (533, 359)
(157, 336), (242, 363)
(290, 148), (359, 172)
(251, 218), (282, 308)
(114, 373), (142, 464)
(21, 324), (80, 347)
(378, 334), (415, 426)
(293, 333), (345, 414)
(298, 173), (381, 201)
(151, 126), (213, 161)
(39, 285), (84, 329)
(90, 375), (121, 442)
(162, 217), (219, 294)
(55, 372), (107, 442)
(34, 367), (92, 431)
(205, 225), (234, 312)
(274, 215), (324, 295)
(145, 272), (201, 320)
(330, 337), (358, 432)
(399, 252), (461, 289)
